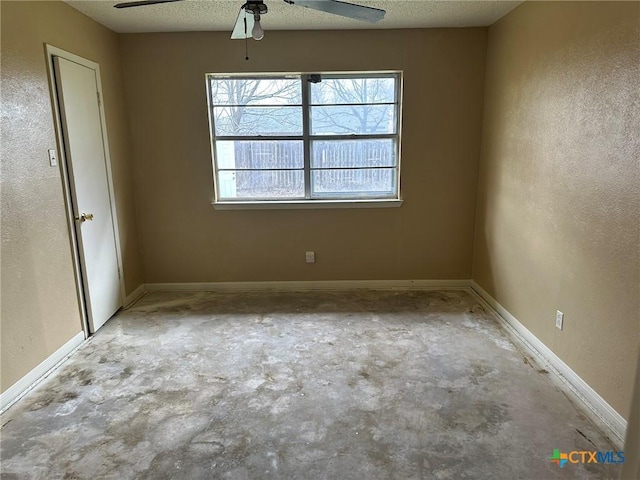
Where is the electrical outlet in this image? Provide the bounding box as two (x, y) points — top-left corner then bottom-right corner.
(305, 251), (315, 264)
(555, 310), (564, 330)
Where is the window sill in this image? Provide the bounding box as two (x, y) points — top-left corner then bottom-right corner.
(212, 199), (403, 210)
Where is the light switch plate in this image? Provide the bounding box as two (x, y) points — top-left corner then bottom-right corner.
(48, 149), (57, 167)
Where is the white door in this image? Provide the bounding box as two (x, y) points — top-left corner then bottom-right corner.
(53, 56), (121, 333)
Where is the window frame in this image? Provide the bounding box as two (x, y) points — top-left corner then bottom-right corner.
(206, 71), (403, 209)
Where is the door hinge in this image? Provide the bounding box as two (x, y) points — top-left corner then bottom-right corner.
(97, 92), (101, 107)
(117, 266), (121, 279)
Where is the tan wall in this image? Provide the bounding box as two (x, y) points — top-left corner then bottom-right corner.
(473, 1), (640, 417)
(119, 29), (486, 283)
(621, 351), (640, 478)
(0, 1), (143, 392)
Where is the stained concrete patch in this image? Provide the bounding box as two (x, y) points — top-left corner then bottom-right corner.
(0, 290), (621, 479)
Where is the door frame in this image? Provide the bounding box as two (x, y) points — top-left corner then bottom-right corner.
(44, 44), (126, 336)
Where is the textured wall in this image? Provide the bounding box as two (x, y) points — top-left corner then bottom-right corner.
(119, 29), (486, 283)
(473, 1), (640, 417)
(0, 1), (143, 392)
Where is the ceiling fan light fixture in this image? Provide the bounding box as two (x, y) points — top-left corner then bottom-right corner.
(251, 15), (264, 40)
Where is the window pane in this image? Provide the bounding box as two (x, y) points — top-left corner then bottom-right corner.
(210, 78), (301, 106)
(216, 140), (303, 170)
(207, 73), (402, 202)
(214, 106), (303, 136)
(217, 170), (304, 199)
(311, 77), (396, 105)
(310, 105), (395, 135)
(311, 139), (396, 168)
(311, 168), (397, 197)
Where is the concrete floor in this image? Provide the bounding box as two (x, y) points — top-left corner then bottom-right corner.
(0, 290), (621, 479)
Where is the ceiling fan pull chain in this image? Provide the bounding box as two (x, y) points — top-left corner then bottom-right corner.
(244, 13), (249, 60)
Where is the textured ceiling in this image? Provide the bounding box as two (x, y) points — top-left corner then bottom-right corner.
(65, 0), (522, 33)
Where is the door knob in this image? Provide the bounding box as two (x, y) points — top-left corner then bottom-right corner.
(75, 213), (94, 222)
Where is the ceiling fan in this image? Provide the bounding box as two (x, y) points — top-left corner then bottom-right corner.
(113, 0), (386, 41)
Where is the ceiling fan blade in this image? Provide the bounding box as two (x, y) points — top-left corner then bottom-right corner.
(231, 7), (255, 39)
(284, 0), (385, 23)
(114, 0), (183, 9)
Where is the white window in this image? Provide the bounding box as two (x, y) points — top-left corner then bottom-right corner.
(206, 72), (402, 206)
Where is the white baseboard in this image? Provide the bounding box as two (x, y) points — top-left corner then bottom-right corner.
(0, 331), (85, 413)
(469, 280), (627, 448)
(123, 284), (147, 309)
(145, 279), (471, 293)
